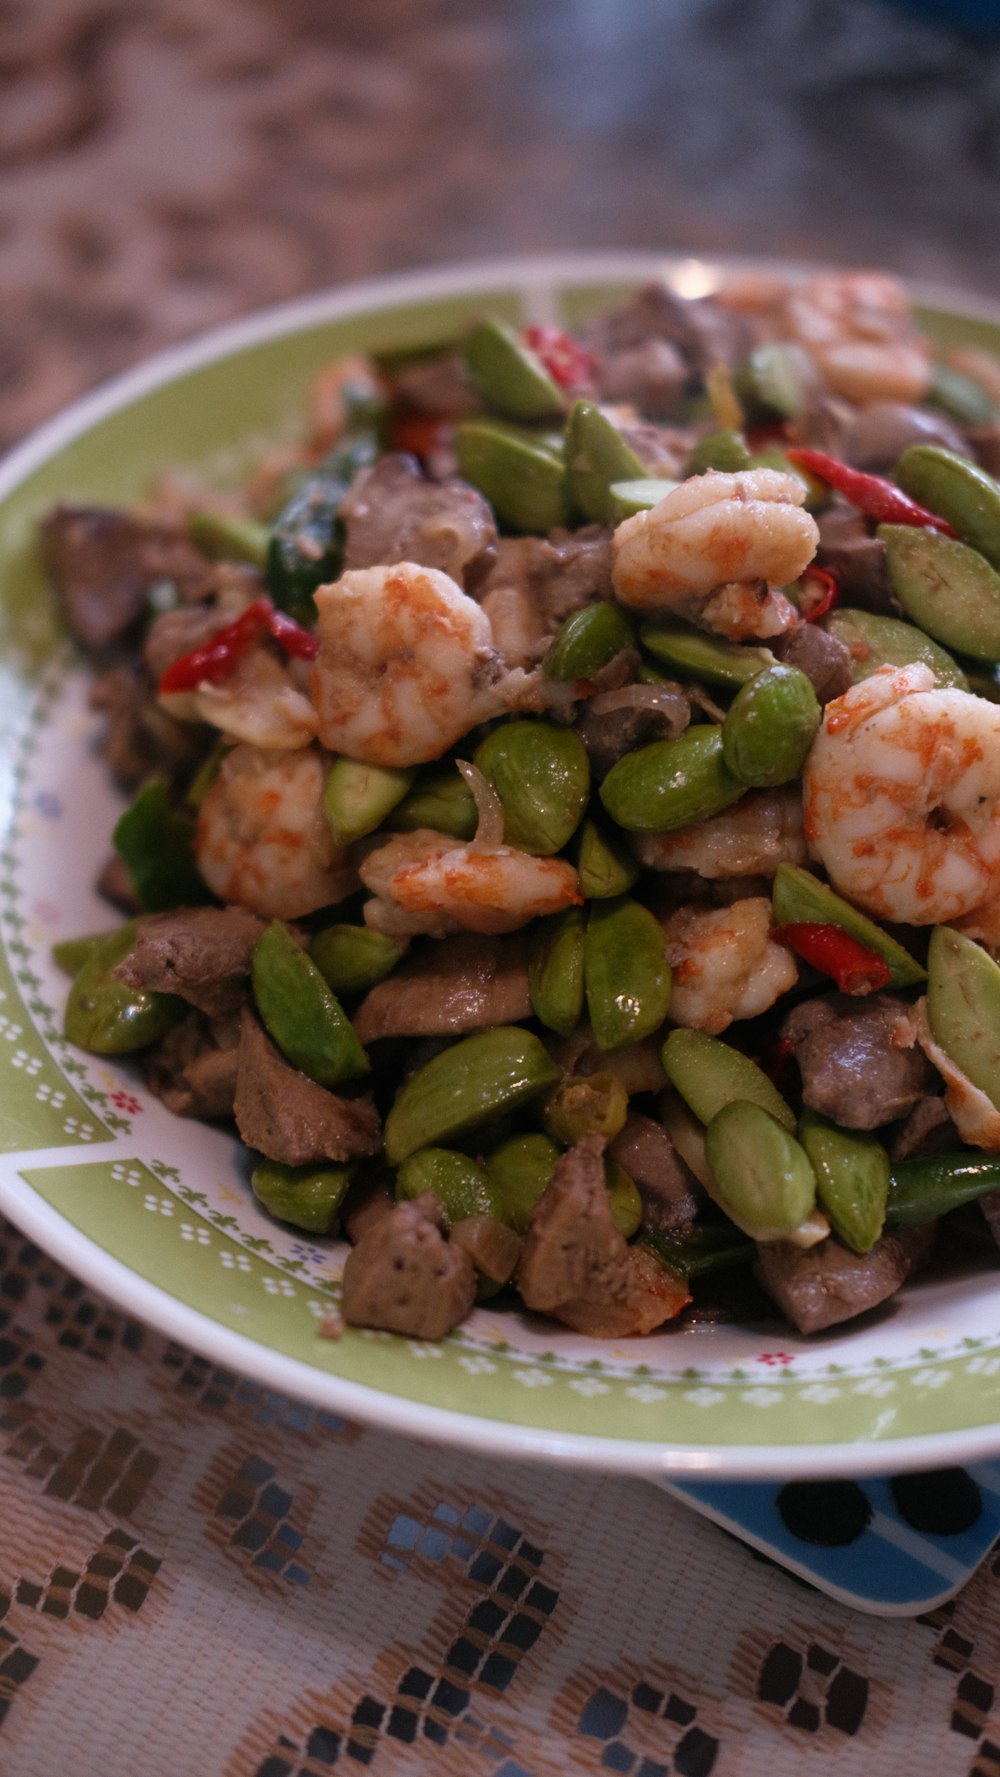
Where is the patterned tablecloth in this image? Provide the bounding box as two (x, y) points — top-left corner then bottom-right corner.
(5, 1), (1000, 1770)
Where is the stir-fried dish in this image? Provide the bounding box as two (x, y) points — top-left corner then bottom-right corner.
(43, 268), (1000, 1342)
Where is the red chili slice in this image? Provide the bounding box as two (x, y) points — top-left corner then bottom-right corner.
(388, 412), (453, 461)
(521, 325), (596, 390)
(799, 566), (840, 622)
(268, 607), (319, 661)
(774, 921), (892, 995)
(786, 447), (957, 536)
(158, 598), (272, 694)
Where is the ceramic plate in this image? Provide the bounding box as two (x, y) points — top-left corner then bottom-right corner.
(3, 251), (1000, 1481)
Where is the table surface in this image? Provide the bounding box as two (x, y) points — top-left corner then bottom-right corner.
(4, 2), (1000, 1771)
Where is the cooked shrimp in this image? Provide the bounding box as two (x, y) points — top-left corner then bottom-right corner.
(359, 828), (581, 938)
(161, 644), (316, 750)
(611, 469), (818, 640)
(785, 272), (931, 406)
(804, 663), (1000, 925)
(196, 743), (356, 920)
(633, 788), (806, 879)
(312, 563), (529, 767)
(913, 1001), (1000, 1150)
(662, 897), (798, 1035)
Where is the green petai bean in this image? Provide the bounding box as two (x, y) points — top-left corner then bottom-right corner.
(565, 399), (649, 524)
(395, 1147), (500, 1226)
(771, 863), (925, 989)
(824, 607), (968, 690)
(483, 1131), (561, 1232)
(599, 726), (744, 833)
(541, 1071), (630, 1145)
(251, 1158), (354, 1234)
(608, 478), (680, 520)
(463, 318), (566, 422)
(605, 1159), (643, 1238)
(639, 619), (774, 687)
(187, 509), (269, 567)
(584, 897), (672, 1052)
(391, 765), (478, 840)
(662, 1027), (795, 1131)
(527, 906), (586, 1037)
(575, 817), (639, 900)
(323, 757), (415, 846)
(474, 720), (590, 855)
(894, 443), (1000, 568)
(455, 417), (573, 533)
(251, 920), (369, 1087)
(64, 923), (184, 1054)
(383, 1025), (560, 1165)
(543, 601), (636, 681)
(309, 924), (407, 997)
(879, 523), (1000, 662)
(735, 342), (808, 421)
(686, 430), (752, 475)
(928, 364), (996, 427)
(798, 1108), (888, 1254)
(721, 663), (820, 787)
(926, 926), (1000, 1112)
(704, 1100), (816, 1240)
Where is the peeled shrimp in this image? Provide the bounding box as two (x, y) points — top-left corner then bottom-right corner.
(312, 562), (528, 767)
(161, 644), (316, 750)
(196, 743), (356, 920)
(662, 897), (798, 1035)
(804, 663), (1000, 926)
(611, 469), (818, 639)
(784, 272), (931, 406)
(359, 828), (581, 938)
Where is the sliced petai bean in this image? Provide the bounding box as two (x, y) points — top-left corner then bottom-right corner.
(395, 1147), (500, 1226)
(251, 1158), (354, 1234)
(483, 1131), (561, 1232)
(565, 399), (649, 524)
(704, 1101), (816, 1240)
(391, 765), (478, 840)
(640, 619), (774, 688)
(879, 522), (1000, 662)
(608, 478), (680, 520)
(309, 924), (407, 997)
(527, 906), (586, 1037)
(824, 607), (968, 690)
(251, 920), (369, 1087)
(721, 663), (820, 788)
(798, 1108), (889, 1254)
(662, 1028), (795, 1131)
(735, 342), (808, 420)
(686, 430), (752, 475)
(383, 1025), (559, 1164)
(893, 443), (1000, 568)
(64, 923), (184, 1054)
(542, 1071), (630, 1144)
(576, 817), (639, 900)
(772, 864), (925, 989)
(927, 926), (1000, 1113)
(474, 720), (590, 855)
(455, 417), (573, 533)
(323, 757), (415, 846)
(463, 318), (566, 422)
(584, 896), (672, 1052)
(188, 509), (269, 567)
(599, 726), (744, 833)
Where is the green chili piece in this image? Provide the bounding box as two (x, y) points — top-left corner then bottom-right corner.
(266, 433), (377, 624)
(527, 906), (586, 1037)
(483, 1131), (561, 1232)
(309, 924), (407, 997)
(642, 1224), (755, 1279)
(323, 757), (415, 846)
(798, 1108), (889, 1254)
(474, 720), (590, 855)
(927, 926), (1000, 1112)
(251, 1158), (354, 1234)
(454, 418), (574, 534)
(599, 726), (744, 834)
(893, 443), (1000, 569)
(605, 1159), (643, 1238)
(662, 1028), (795, 1131)
(565, 399), (649, 524)
(824, 607), (968, 690)
(576, 817), (639, 900)
(721, 663), (820, 788)
(251, 920), (369, 1087)
(686, 430), (752, 475)
(113, 780), (211, 913)
(391, 765), (478, 840)
(704, 1101), (816, 1240)
(639, 618), (774, 687)
(584, 897), (672, 1052)
(542, 1071), (629, 1145)
(187, 509), (269, 567)
(543, 601), (636, 682)
(395, 1147), (500, 1226)
(383, 1025), (560, 1165)
(607, 478), (680, 521)
(886, 1150), (1000, 1225)
(64, 922), (184, 1055)
(879, 523), (1000, 662)
(771, 863), (925, 989)
(463, 318), (566, 422)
